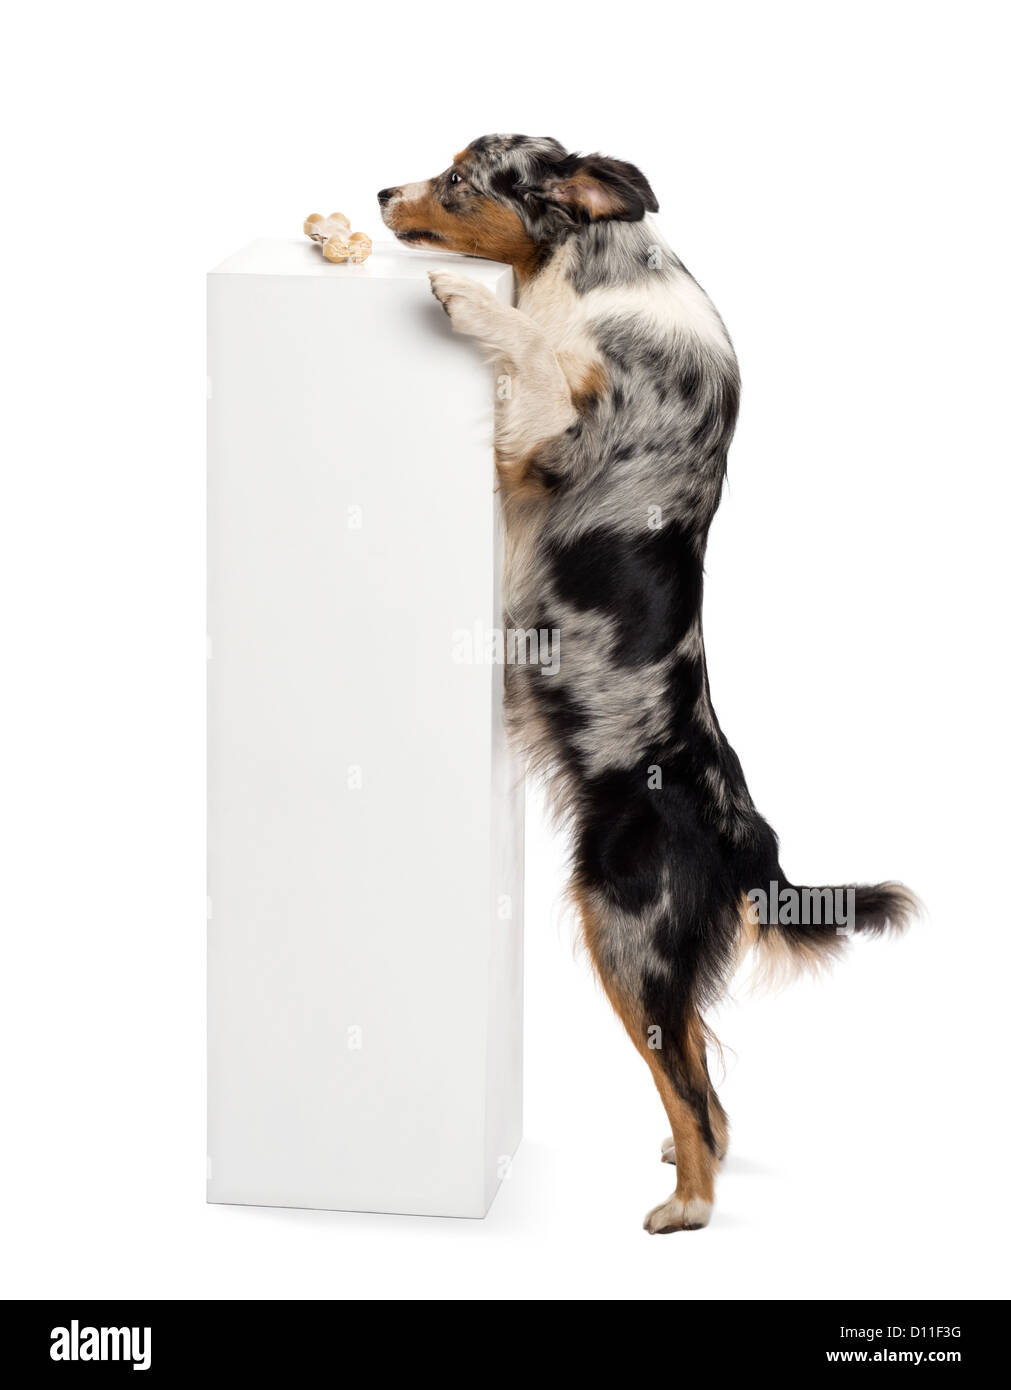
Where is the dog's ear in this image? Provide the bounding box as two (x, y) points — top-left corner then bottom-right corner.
(535, 155), (659, 223)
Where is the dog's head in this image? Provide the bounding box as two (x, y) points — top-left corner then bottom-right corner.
(378, 134), (658, 278)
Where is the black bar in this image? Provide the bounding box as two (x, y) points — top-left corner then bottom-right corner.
(4, 1300), (1003, 1378)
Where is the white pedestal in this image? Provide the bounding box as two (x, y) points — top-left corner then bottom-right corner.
(207, 240), (522, 1218)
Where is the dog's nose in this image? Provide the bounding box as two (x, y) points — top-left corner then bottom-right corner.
(377, 187), (398, 207)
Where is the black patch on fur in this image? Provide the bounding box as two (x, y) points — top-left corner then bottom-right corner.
(548, 522), (703, 665)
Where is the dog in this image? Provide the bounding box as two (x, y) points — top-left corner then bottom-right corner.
(379, 135), (918, 1233)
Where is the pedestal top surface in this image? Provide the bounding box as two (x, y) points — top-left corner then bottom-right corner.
(209, 237), (513, 290)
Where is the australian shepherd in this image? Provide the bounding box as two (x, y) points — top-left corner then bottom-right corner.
(379, 135), (918, 1233)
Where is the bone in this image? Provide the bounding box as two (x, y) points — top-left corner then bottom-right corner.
(322, 235), (351, 263)
(347, 232), (372, 264)
(304, 212), (371, 263)
(304, 212), (352, 243)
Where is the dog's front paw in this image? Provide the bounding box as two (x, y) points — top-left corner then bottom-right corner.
(660, 1136), (676, 1165)
(643, 1194), (712, 1234)
(428, 271), (501, 339)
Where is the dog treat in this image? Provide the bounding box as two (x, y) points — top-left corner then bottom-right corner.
(347, 231), (372, 264)
(322, 234), (351, 263)
(304, 211), (371, 263)
(304, 212), (351, 241)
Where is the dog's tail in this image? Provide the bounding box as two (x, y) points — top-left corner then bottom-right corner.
(737, 878), (921, 990)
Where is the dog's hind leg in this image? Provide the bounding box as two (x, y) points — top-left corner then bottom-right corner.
(639, 1011), (721, 1233)
(662, 1065), (728, 1166)
(577, 888), (722, 1232)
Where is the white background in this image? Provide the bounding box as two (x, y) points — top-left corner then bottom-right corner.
(2, 1), (1008, 1300)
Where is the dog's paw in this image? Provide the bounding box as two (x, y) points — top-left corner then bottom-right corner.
(428, 271), (501, 339)
(660, 1136), (676, 1165)
(643, 1194), (712, 1234)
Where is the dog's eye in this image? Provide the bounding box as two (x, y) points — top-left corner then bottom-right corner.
(450, 171), (462, 186)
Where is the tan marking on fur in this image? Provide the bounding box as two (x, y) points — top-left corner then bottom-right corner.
(572, 885), (719, 1214)
(466, 197), (539, 281)
(495, 449), (551, 504)
(383, 186), (468, 247)
(568, 358), (609, 414)
(386, 183), (537, 278)
(642, 1051), (717, 1208)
